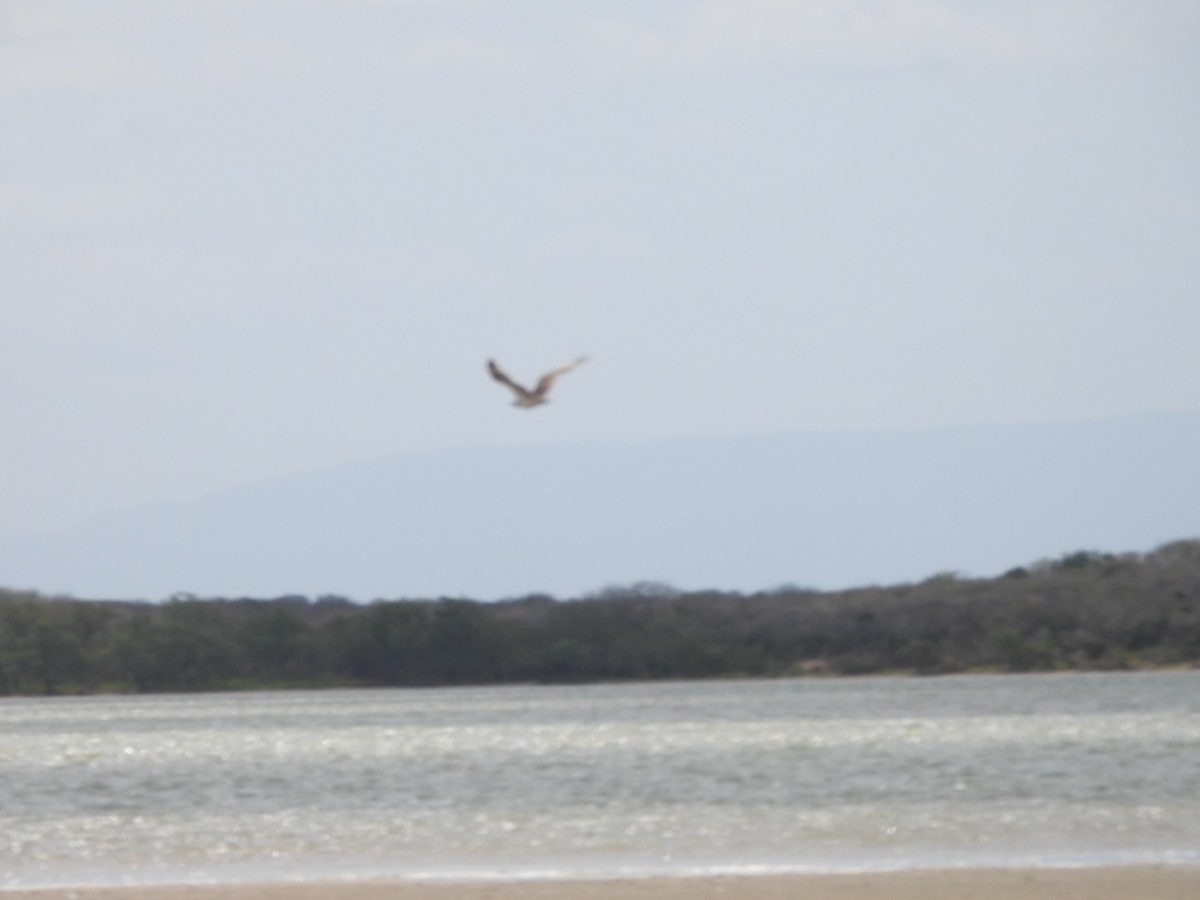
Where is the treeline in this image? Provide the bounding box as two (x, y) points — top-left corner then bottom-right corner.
(1, 539), (1198, 695)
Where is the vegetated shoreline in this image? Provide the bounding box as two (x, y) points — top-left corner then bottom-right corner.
(1, 539), (1198, 696)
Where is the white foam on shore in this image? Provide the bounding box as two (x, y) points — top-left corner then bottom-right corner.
(9, 847), (1200, 892)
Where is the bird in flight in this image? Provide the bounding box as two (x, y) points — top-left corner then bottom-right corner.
(487, 355), (588, 408)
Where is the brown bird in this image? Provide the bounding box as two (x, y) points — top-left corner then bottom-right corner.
(487, 356), (588, 408)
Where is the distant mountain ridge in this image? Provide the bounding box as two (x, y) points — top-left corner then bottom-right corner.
(2, 411), (1197, 601)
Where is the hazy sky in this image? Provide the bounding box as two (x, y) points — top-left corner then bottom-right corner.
(3, 1), (1199, 540)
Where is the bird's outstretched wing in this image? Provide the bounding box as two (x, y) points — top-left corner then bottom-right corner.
(487, 359), (534, 402)
(532, 355), (589, 399)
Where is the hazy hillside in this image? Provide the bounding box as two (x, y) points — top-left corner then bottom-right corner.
(0, 411), (1197, 601)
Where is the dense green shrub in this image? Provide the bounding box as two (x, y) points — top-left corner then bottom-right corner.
(1, 540), (1197, 694)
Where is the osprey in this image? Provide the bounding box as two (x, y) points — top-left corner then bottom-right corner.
(487, 356), (588, 408)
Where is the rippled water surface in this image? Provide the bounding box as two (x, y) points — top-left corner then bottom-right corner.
(3, 672), (1199, 887)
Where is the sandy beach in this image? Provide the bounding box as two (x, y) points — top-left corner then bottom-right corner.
(4, 867), (1199, 900)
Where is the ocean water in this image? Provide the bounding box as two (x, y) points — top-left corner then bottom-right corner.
(2, 671), (1199, 888)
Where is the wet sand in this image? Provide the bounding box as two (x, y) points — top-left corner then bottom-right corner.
(5, 867), (1199, 900)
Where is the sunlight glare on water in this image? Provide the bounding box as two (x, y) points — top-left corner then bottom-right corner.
(2, 672), (1199, 887)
